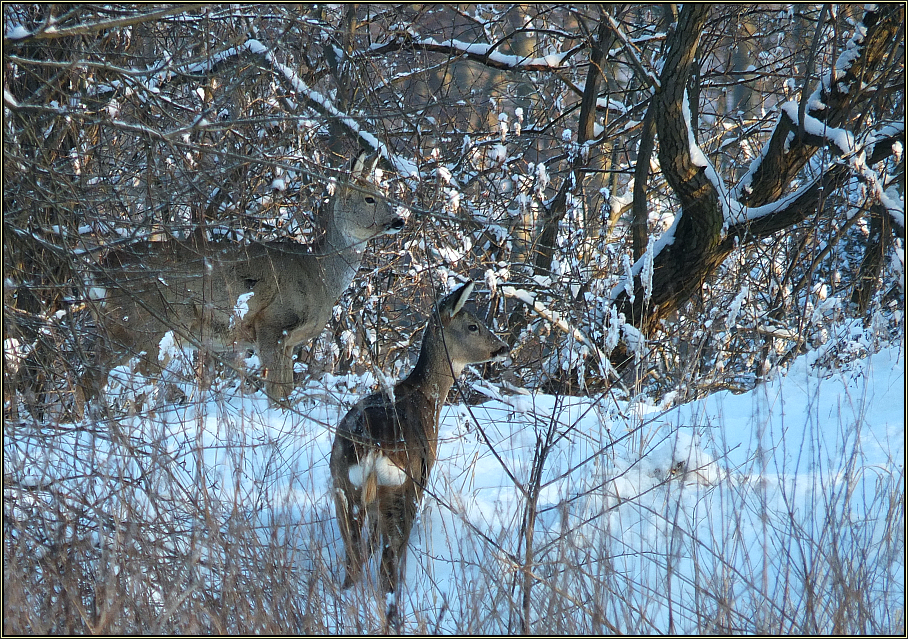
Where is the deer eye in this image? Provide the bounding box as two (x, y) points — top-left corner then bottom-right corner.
(468, 324), (479, 332)
(365, 196), (376, 204)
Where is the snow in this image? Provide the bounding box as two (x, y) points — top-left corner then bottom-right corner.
(780, 100), (857, 155)
(500, 286), (608, 370)
(436, 165), (452, 184)
(621, 252), (635, 302)
(882, 185), (905, 228)
(3, 89), (19, 108)
(640, 237), (655, 301)
(4, 338), (31, 375)
(4, 334), (903, 632)
(157, 330), (180, 363)
(680, 89), (745, 228)
(234, 291), (254, 321)
(4, 24), (31, 40)
(726, 285), (749, 328)
(727, 111), (902, 230)
(608, 212), (681, 302)
(595, 96), (629, 114)
(3, 6), (904, 629)
(730, 5), (881, 210)
(179, 38), (421, 180)
(414, 37), (573, 69)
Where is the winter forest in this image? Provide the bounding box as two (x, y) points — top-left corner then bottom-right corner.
(3, 3), (905, 634)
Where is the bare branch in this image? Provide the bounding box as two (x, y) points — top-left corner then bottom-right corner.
(3, 5), (203, 42)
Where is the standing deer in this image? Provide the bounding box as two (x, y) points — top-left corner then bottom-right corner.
(80, 153), (404, 408)
(330, 280), (509, 598)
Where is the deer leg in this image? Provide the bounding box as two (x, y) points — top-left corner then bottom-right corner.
(76, 325), (139, 417)
(75, 349), (109, 418)
(378, 491), (419, 594)
(335, 485), (367, 588)
(276, 341), (297, 398)
(256, 328), (294, 403)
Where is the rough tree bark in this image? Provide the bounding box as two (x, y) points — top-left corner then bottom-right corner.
(612, 3), (904, 363)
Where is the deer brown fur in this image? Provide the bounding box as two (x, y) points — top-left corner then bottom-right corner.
(80, 153), (403, 408)
(330, 281), (509, 594)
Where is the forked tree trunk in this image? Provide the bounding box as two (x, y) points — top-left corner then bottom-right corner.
(611, 3), (904, 369)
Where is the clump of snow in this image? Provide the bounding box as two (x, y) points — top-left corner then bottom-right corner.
(233, 291), (254, 323)
(4, 338), (32, 375)
(491, 143), (507, 165)
(726, 285), (748, 327)
(87, 286), (107, 302)
(605, 306), (623, 353)
(5, 24), (31, 39)
(680, 90), (709, 168)
(640, 238), (655, 301)
(621, 252), (635, 302)
(158, 330), (180, 363)
(622, 322), (646, 360)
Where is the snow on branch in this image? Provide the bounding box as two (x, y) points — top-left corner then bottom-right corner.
(3, 5), (195, 42)
(604, 13), (660, 89)
(369, 35), (581, 72)
(252, 40), (420, 178)
(779, 101), (856, 156)
(732, 4), (900, 204)
(611, 122), (902, 314)
(501, 286), (625, 388)
(680, 89), (744, 229)
(147, 38), (420, 179)
(729, 117), (905, 228)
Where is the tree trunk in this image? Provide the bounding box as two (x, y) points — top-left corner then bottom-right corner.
(611, 3), (904, 350)
(851, 201), (894, 315)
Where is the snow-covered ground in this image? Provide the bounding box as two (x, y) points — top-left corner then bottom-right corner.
(4, 343), (904, 633)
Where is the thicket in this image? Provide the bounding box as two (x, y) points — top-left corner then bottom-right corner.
(3, 4), (903, 634)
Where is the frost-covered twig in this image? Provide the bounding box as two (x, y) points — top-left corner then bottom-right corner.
(242, 40), (418, 177)
(141, 37), (420, 179)
(3, 5), (194, 42)
(369, 35), (582, 72)
(604, 13), (660, 89)
(501, 286), (626, 390)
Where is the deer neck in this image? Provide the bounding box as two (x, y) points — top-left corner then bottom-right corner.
(399, 323), (461, 430)
(313, 206), (366, 294)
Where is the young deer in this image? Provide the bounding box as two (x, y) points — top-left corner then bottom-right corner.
(330, 281), (509, 595)
(80, 153), (404, 408)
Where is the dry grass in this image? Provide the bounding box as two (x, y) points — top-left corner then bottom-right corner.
(4, 361), (903, 634)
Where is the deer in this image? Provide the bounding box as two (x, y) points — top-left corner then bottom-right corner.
(330, 280), (509, 604)
(79, 153), (404, 410)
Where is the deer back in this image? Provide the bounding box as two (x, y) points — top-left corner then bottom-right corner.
(332, 384), (436, 502)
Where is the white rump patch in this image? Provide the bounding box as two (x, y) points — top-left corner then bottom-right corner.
(348, 450), (407, 488)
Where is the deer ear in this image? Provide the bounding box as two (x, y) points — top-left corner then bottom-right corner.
(438, 281), (474, 322)
(367, 152), (380, 174)
(351, 151), (379, 179)
(351, 151), (368, 178)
